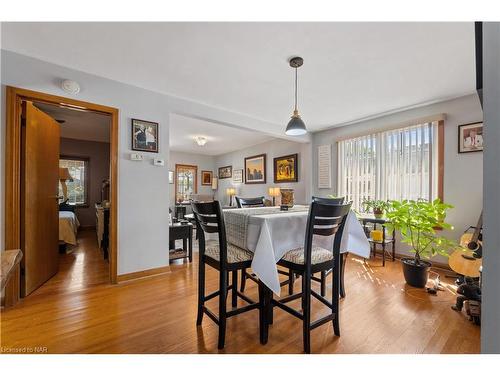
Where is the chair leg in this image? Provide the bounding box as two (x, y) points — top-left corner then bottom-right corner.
(231, 270), (238, 308)
(332, 265), (341, 337)
(240, 267), (247, 292)
(320, 271), (327, 297)
(288, 270), (295, 295)
(302, 273), (312, 354)
(340, 253), (347, 298)
(196, 257), (205, 326)
(218, 269), (228, 349)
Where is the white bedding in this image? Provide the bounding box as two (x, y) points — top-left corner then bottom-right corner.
(59, 211), (80, 245)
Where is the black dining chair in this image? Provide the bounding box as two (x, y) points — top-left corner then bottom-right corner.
(235, 196), (266, 208)
(191, 200), (264, 349)
(286, 196), (348, 298)
(270, 200), (352, 353)
(312, 197), (348, 298)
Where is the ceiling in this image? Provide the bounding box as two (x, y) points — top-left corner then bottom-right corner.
(3, 22), (475, 131)
(35, 102), (111, 142)
(169, 114), (273, 156)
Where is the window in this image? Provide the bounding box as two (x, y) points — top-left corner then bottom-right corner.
(59, 156), (90, 206)
(175, 164), (198, 202)
(337, 121), (442, 211)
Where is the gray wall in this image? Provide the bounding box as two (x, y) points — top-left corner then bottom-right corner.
(214, 138), (312, 206)
(60, 137), (111, 227)
(311, 94), (483, 258)
(1, 50), (171, 276)
(168, 151), (215, 207)
(482, 22), (500, 354)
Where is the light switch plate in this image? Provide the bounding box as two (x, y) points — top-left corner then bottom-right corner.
(130, 153), (144, 161)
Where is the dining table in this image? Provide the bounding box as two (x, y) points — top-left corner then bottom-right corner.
(221, 205), (371, 296)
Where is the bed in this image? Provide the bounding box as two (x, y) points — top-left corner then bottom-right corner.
(59, 211), (80, 245)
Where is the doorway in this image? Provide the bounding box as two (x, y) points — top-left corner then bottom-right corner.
(4, 87), (119, 295)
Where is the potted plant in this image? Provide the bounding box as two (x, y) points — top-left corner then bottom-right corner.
(363, 199), (389, 218)
(384, 199), (457, 288)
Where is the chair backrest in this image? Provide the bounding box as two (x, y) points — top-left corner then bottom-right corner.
(191, 200), (228, 265)
(312, 196), (345, 205)
(235, 196), (265, 208)
(304, 200), (352, 271)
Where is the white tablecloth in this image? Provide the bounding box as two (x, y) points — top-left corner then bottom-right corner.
(230, 207), (370, 295)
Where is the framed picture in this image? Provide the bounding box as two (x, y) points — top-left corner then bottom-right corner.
(218, 165), (232, 179)
(169, 171), (174, 184)
(131, 118), (159, 153)
(274, 153), (298, 183)
(201, 170), (213, 186)
(233, 169), (244, 183)
(458, 122), (483, 153)
(244, 154), (266, 184)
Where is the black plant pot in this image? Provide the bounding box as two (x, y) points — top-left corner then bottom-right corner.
(401, 258), (431, 288)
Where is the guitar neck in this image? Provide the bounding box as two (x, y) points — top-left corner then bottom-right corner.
(471, 212), (483, 243)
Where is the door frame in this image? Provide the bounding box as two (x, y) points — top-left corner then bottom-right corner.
(5, 86), (119, 284)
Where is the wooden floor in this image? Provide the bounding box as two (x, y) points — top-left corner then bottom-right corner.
(0, 234), (480, 354)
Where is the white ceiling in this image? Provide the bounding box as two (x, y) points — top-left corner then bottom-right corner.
(169, 113), (273, 156)
(35, 102), (111, 142)
(3, 22), (475, 131)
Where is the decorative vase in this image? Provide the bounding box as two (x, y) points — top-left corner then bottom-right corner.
(373, 208), (384, 218)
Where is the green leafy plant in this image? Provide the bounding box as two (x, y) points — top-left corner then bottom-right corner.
(384, 199), (457, 265)
(362, 199), (389, 214)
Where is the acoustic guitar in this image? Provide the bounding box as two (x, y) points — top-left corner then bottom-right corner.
(448, 213), (483, 278)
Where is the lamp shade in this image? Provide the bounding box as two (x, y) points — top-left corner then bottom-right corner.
(285, 115), (307, 136)
(268, 187), (281, 197)
(59, 167), (73, 181)
(226, 187), (236, 196)
(211, 177), (218, 190)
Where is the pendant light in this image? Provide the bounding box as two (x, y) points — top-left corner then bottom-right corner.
(285, 56), (307, 136)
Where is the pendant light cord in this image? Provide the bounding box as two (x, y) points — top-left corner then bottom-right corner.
(294, 67), (298, 112)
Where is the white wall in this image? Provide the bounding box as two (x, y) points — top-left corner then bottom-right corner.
(214, 138), (312, 206)
(311, 94), (483, 254)
(482, 22), (500, 354)
(1, 50), (171, 275)
(168, 151), (215, 207)
(1, 50), (302, 276)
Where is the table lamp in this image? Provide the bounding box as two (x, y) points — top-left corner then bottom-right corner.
(226, 187), (236, 206)
(268, 187), (281, 206)
(59, 167), (73, 201)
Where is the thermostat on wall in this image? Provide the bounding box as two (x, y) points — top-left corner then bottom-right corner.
(153, 158), (165, 166)
(130, 153), (144, 161)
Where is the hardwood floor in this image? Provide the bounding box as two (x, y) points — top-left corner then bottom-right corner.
(0, 238), (480, 354)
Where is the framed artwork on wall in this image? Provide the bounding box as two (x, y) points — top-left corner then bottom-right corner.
(458, 122), (483, 153)
(244, 154), (266, 184)
(201, 170), (213, 186)
(233, 169), (244, 183)
(131, 118), (159, 153)
(218, 165), (232, 179)
(274, 153), (298, 183)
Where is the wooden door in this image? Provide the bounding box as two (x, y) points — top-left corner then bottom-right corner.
(21, 101), (61, 295)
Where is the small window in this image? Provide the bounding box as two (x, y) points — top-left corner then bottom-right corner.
(59, 156), (90, 206)
(175, 164), (198, 203)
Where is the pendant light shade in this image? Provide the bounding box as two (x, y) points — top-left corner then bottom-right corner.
(285, 57), (307, 136)
(285, 111), (307, 136)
